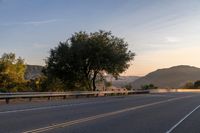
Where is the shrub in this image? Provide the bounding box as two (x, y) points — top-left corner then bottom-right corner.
(183, 81), (194, 89)
(141, 84), (157, 90)
(124, 84), (132, 90)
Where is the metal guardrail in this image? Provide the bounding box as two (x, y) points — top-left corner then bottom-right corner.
(0, 90), (149, 104)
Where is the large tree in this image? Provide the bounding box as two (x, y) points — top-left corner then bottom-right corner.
(44, 30), (135, 91)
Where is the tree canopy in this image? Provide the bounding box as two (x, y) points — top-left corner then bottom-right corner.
(0, 53), (26, 91)
(141, 84), (158, 90)
(183, 80), (200, 89)
(44, 30), (135, 91)
(194, 80), (200, 89)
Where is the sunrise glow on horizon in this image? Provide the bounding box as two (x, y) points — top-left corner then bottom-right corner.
(1, 0), (200, 76)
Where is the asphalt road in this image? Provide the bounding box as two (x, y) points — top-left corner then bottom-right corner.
(0, 93), (200, 133)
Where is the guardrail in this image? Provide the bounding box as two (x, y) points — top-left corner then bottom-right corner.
(0, 90), (149, 104)
(149, 88), (200, 93)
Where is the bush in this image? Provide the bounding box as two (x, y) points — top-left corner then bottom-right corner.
(13, 84), (32, 92)
(183, 81), (194, 89)
(124, 84), (132, 90)
(105, 81), (112, 87)
(194, 80), (200, 89)
(141, 84), (157, 90)
(182, 80), (200, 89)
(0, 88), (7, 92)
(40, 78), (66, 92)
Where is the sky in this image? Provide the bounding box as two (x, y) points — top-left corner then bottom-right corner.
(0, 0), (200, 76)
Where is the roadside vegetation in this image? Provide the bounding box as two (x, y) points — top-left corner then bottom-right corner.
(0, 30), (135, 92)
(123, 83), (132, 90)
(183, 80), (200, 89)
(0, 53), (28, 92)
(141, 84), (158, 90)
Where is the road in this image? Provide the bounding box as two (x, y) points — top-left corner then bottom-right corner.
(0, 92), (200, 133)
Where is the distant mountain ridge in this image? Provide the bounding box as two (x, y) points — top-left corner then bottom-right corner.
(25, 65), (200, 89)
(108, 76), (140, 87)
(24, 65), (139, 84)
(132, 65), (200, 89)
(25, 65), (43, 80)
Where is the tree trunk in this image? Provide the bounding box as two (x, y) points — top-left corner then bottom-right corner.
(84, 76), (92, 91)
(84, 71), (92, 91)
(92, 72), (97, 91)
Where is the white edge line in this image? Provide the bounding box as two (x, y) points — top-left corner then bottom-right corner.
(166, 104), (200, 133)
(0, 95), (163, 114)
(0, 102), (105, 114)
(0, 97), (134, 114)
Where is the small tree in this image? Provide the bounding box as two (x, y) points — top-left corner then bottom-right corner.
(105, 81), (112, 87)
(194, 80), (200, 89)
(124, 83), (132, 90)
(141, 84), (157, 90)
(0, 53), (26, 92)
(44, 30), (135, 91)
(183, 81), (194, 89)
(42, 78), (65, 92)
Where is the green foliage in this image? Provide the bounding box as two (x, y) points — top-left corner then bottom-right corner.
(0, 88), (7, 92)
(0, 53), (26, 92)
(182, 80), (200, 89)
(124, 83), (132, 90)
(194, 80), (200, 89)
(141, 84), (157, 90)
(183, 81), (194, 89)
(26, 76), (46, 91)
(11, 83), (32, 92)
(41, 77), (66, 92)
(44, 30), (135, 91)
(105, 81), (112, 87)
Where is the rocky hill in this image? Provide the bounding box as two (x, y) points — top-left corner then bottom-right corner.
(106, 76), (139, 87)
(24, 66), (139, 85)
(25, 65), (43, 80)
(132, 65), (200, 89)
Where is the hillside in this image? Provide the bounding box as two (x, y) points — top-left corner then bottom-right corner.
(25, 65), (43, 80)
(132, 65), (200, 89)
(24, 66), (139, 85)
(106, 76), (139, 87)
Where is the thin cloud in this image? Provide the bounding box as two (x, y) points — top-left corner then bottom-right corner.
(32, 43), (52, 49)
(0, 19), (61, 26)
(165, 37), (180, 43)
(23, 19), (60, 25)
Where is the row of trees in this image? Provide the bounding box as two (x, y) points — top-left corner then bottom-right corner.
(0, 30), (135, 92)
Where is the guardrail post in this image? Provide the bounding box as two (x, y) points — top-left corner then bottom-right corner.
(63, 95), (67, 99)
(29, 97), (32, 102)
(48, 96), (51, 100)
(0, 90), (149, 104)
(6, 98), (9, 104)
